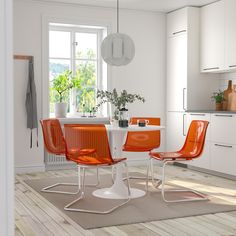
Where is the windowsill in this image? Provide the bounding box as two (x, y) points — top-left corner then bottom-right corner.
(49, 113), (110, 124)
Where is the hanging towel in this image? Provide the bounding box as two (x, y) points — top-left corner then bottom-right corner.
(25, 58), (38, 148)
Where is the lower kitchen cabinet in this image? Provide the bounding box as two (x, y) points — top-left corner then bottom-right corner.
(166, 112), (187, 151)
(211, 142), (236, 176)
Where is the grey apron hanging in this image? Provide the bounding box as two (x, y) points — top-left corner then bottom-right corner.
(25, 58), (38, 148)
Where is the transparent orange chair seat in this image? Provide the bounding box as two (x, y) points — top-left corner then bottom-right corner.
(123, 117), (161, 152)
(64, 124), (126, 165)
(150, 120), (209, 161)
(40, 119), (96, 157)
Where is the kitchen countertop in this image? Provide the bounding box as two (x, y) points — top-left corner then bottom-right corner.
(186, 110), (236, 114)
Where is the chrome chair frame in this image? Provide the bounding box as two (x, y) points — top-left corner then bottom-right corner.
(112, 159), (160, 191)
(41, 167), (100, 195)
(64, 162), (131, 214)
(146, 158), (208, 203)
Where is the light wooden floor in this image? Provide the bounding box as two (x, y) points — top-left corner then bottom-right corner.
(15, 165), (236, 236)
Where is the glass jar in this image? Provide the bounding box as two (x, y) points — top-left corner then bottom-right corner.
(118, 108), (129, 127)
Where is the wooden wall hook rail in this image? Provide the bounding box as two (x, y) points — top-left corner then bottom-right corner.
(14, 55), (34, 61)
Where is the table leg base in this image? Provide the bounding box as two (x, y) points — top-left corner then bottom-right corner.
(92, 188), (146, 199)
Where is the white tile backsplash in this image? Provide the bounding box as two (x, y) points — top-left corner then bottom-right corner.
(219, 72), (236, 91)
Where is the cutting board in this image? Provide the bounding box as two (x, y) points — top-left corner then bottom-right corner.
(228, 85), (236, 111)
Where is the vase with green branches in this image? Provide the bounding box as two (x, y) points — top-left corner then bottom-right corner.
(96, 89), (145, 120)
(51, 70), (81, 117)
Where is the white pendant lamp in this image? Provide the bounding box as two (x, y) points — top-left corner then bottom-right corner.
(101, 0), (135, 66)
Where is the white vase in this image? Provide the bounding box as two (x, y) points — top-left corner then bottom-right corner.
(54, 102), (68, 118)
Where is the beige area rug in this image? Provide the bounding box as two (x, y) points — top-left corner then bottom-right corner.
(24, 173), (236, 229)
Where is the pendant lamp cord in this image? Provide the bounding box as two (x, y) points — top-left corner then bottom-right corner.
(117, 0), (119, 33)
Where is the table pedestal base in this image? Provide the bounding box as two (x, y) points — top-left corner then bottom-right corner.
(93, 188), (145, 199)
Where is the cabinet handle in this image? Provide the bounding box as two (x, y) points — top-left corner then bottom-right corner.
(214, 114), (233, 117)
(214, 144), (233, 148)
(173, 30), (186, 35)
(203, 67), (219, 71)
(183, 114), (186, 136)
(229, 65), (236, 68)
(183, 88), (187, 111)
(190, 113), (206, 116)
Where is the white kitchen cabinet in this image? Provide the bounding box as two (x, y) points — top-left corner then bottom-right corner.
(211, 142), (236, 176)
(166, 33), (187, 112)
(201, 1), (225, 72)
(186, 113), (211, 169)
(225, 0), (236, 70)
(166, 112), (187, 151)
(167, 7), (219, 112)
(210, 113), (236, 145)
(167, 8), (187, 37)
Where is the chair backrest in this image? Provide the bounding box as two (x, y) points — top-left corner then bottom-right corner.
(64, 124), (114, 163)
(123, 117), (161, 151)
(40, 119), (66, 155)
(180, 120), (209, 158)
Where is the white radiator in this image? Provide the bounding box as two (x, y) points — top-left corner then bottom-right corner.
(45, 153), (76, 170)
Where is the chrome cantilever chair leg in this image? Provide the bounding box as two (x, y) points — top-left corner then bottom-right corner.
(159, 160), (208, 203)
(146, 158), (162, 192)
(64, 163), (131, 214)
(121, 158), (162, 189)
(41, 166), (100, 195)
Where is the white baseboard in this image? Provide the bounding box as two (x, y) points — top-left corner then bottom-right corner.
(15, 165), (45, 174)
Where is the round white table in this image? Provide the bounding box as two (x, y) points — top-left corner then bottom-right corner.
(92, 124), (165, 199)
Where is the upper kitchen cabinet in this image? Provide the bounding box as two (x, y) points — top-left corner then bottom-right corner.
(225, 0), (236, 70)
(201, 0), (236, 73)
(167, 7), (219, 112)
(167, 8), (187, 37)
(201, 1), (225, 72)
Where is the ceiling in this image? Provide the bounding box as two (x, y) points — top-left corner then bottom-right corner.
(36, 0), (218, 12)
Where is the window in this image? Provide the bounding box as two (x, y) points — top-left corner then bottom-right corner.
(49, 23), (107, 116)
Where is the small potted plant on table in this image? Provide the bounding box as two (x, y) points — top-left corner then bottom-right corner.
(211, 90), (224, 111)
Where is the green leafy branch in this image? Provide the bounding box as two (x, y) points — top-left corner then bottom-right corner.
(51, 70), (81, 102)
(96, 89), (145, 118)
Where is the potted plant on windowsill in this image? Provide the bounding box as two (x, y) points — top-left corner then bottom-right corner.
(51, 70), (81, 118)
(96, 89), (145, 126)
(211, 90), (224, 111)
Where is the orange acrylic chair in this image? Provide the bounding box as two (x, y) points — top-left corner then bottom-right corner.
(63, 124), (130, 214)
(122, 117), (161, 184)
(148, 120), (209, 203)
(40, 119), (97, 195)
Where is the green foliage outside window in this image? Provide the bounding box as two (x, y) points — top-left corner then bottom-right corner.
(49, 49), (97, 114)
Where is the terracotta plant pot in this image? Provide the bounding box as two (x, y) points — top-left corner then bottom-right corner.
(215, 102), (222, 111)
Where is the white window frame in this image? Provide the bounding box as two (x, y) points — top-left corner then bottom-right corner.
(49, 24), (105, 116)
(42, 16), (112, 119)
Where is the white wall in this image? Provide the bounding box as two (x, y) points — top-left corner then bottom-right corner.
(13, 0), (166, 171)
(0, 0), (14, 234)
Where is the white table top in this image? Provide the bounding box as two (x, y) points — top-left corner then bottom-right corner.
(105, 124), (165, 132)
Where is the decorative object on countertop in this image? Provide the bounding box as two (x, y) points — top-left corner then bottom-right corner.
(211, 90), (224, 111)
(96, 89), (145, 121)
(51, 70), (81, 118)
(223, 80), (233, 110)
(228, 85), (236, 111)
